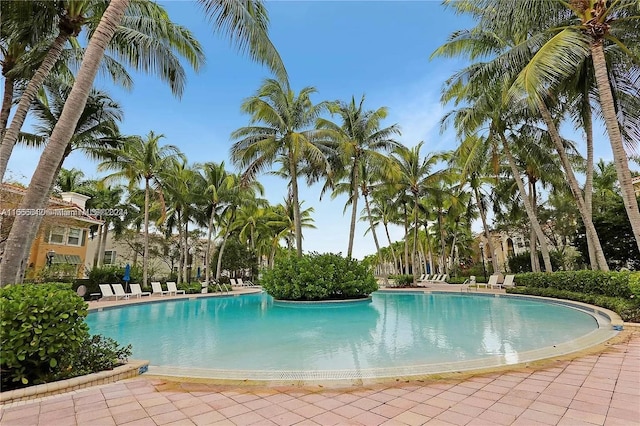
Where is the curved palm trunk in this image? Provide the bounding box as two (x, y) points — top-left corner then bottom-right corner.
(537, 99), (609, 270)
(99, 220), (109, 266)
(473, 186), (500, 274)
(0, 32), (71, 181)
(288, 153), (303, 256)
(1, 75), (15, 133)
(437, 209), (447, 274)
(0, 0), (129, 287)
(528, 182), (541, 272)
(499, 131), (553, 272)
(216, 228), (231, 281)
(591, 43), (640, 253)
(383, 219), (399, 274)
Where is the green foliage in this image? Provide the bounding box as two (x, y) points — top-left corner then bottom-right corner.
(508, 251), (564, 273)
(574, 197), (640, 270)
(507, 287), (640, 323)
(261, 253), (378, 301)
(630, 272), (640, 298)
(84, 265), (143, 298)
(1, 283), (89, 388)
(514, 271), (633, 298)
(388, 274), (413, 286)
(65, 335), (131, 377)
(214, 237), (258, 278)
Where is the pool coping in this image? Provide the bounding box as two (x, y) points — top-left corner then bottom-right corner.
(143, 290), (624, 384)
(0, 359), (149, 406)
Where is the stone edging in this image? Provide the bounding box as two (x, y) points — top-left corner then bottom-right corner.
(0, 360), (149, 405)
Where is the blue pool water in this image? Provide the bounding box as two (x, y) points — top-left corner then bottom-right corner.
(86, 292), (598, 371)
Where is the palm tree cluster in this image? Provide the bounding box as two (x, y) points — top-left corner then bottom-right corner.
(0, 0), (287, 286)
(1, 0), (637, 287)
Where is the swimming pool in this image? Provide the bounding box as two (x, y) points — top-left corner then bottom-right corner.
(86, 291), (617, 380)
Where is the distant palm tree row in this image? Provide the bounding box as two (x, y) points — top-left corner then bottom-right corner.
(1, 0), (638, 286)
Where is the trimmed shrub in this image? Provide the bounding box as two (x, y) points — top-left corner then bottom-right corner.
(507, 286), (640, 322)
(67, 335), (131, 377)
(1, 283), (89, 388)
(514, 271), (633, 298)
(261, 253), (378, 301)
(388, 274), (413, 286)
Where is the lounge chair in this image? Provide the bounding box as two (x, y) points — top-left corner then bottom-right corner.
(417, 274), (426, 282)
(498, 274), (515, 289)
(230, 278), (239, 287)
(112, 283), (129, 300)
(151, 281), (169, 296)
(237, 278), (256, 287)
(488, 274), (501, 289)
(166, 281), (185, 295)
(98, 284), (115, 300)
(130, 283), (150, 298)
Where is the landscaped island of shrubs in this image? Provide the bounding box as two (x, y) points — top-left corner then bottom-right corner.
(261, 253), (378, 301)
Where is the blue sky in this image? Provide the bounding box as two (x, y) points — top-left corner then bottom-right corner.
(6, 1), (622, 259)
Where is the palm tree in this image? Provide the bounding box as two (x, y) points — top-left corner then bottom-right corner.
(99, 131), (184, 287)
(390, 142), (448, 284)
(55, 167), (86, 193)
(316, 95), (401, 258)
(0, 0), (205, 180)
(230, 78), (329, 257)
(199, 161), (235, 283)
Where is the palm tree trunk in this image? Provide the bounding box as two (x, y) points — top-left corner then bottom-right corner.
(0, 0), (129, 287)
(363, 192), (384, 277)
(216, 230), (230, 281)
(473, 186), (500, 274)
(93, 224), (103, 268)
(537, 99), (609, 270)
(99, 220), (109, 266)
(289, 154), (303, 256)
(583, 95), (597, 270)
(143, 178), (150, 287)
(347, 161), (359, 258)
(403, 203), (409, 274)
(384, 220), (399, 275)
(205, 209), (215, 283)
(438, 209), (447, 274)
(529, 227), (540, 272)
(412, 195), (419, 285)
(183, 219), (189, 284)
(1, 75), (15, 134)
(591, 43), (640, 253)
(499, 131), (553, 272)
(0, 32), (71, 181)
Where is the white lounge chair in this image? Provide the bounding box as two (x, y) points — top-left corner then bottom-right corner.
(498, 274), (515, 289)
(98, 284), (115, 300)
(230, 278), (239, 287)
(237, 278), (256, 287)
(151, 281), (169, 296)
(166, 281), (185, 295)
(111, 283), (129, 300)
(130, 283), (150, 298)
(488, 274), (501, 289)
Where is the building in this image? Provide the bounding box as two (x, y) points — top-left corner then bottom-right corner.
(0, 184), (103, 279)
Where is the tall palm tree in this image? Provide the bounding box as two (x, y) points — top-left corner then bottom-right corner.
(316, 95), (401, 258)
(230, 78), (329, 257)
(55, 167), (86, 193)
(99, 131), (184, 287)
(0, 0), (205, 180)
(199, 161), (235, 283)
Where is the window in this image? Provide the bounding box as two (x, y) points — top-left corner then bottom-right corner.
(103, 250), (116, 265)
(48, 226), (65, 244)
(67, 228), (82, 246)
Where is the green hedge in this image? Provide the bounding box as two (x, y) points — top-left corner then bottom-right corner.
(507, 286), (640, 322)
(1, 283), (130, 391)
(388, 274), (414, 286)
(261, 253), (378, 301)
(514, 271), (633, 298)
